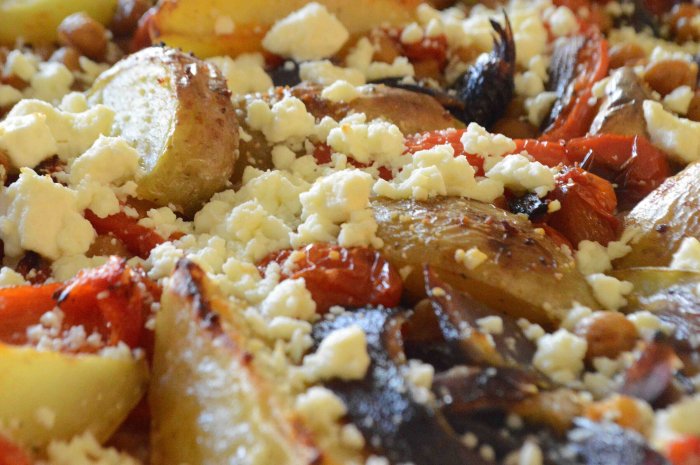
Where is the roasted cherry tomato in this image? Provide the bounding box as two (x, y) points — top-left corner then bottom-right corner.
(668, 436), (700, 465)
(0, 435), (31, 465)
(405, 129), (486, 174)
(259, 244), (403, 313)
(0, 257), (158, 351)
(85, 210), (166, 259)
(547, 166), (621, 246)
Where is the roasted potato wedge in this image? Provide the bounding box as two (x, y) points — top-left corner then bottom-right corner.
(0, 344), (147, 449)
(616, 162), (700, 268)
(0, 0), (117, 45)
(233, 83), (461, 186)
(151, 260), (361, 465)
(372, 197), (598, 326)
(589, 67), (650, 137)
(88, 47), (239, 216)
(149, 0), (420, 58)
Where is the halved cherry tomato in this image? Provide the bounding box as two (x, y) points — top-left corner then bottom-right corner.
(259, 244), (402, 313)
(542, 31), (609, 141)
(85, 210), (165, 259)
(0, 257), (158, 351)
(668, 436), (700, 465)
(547, 166), (621, 245)
(0, 435), (32, 465)
(512, 139), (568, 167)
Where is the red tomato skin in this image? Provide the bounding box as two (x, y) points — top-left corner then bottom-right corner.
(668, 436), (700, 465)
(259, 244), (403, 314)
(0, 435), (32, 465)
(85, 210), (165, 259)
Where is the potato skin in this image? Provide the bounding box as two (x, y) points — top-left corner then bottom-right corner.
(151, 260), (356, 465)
(616, 163), (700, 268)
(89, 47), (239, 216)
(372, 197), (597, 326)
(0, 344), (147, 449)
(0, 0), (117, 45)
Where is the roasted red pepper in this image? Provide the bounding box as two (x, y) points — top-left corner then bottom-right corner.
(0, 435), (31, 465)
(259, 244), (402, 314)
(85, 210), (166, 259)
(668, 436), (700, 465)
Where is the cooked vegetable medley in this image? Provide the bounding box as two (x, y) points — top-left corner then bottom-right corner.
(1, 0), (700, 464)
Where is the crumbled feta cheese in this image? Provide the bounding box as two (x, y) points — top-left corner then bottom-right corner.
(374, 144), (504, 202)
(0, 84), (23, 107)
(548, 6), (580, 37)
(293, 169), (382, 248)
(137, 206), (192, 239)
(346, 37), (415, 81)
(70, 136), (141, 186)
(486, 154), (556, 198)
(246, 96), (316, 144)
(59, 92), (89, 113)
(0, 113), (57, 168)
(515, 71), (545, 98)
(3, 50), (38, 81)
(477, 316), (504, 335)
(643, 100), (700, 164)
(8, 99), (114, 161)
(460, 123), (516, 170)
(321, 80), (361, 102)
(44, 432), (141, 465)
(654, 394), (700, 449)
(260, 278), (317, 321)
(670, 237), (700, 272)
(326, 114), (405, 165)
(517, 440), (544, 465)
(455, 247), (488, 270)
(0, 169), (95, 260)
(299, 60), (366, 86)
(0, 266), (27, 286)
(525, 91), (557, 127)
(561, 302), (594, 331)
(27, 62), (74, 103)
(627, 311), (673, 340)
(405, 359), (435, 390)
(296, 386), (347, 430)
(262, 3), (349, 60)
(401, 23), (424, 44)
(207, 54), (273, 94)
(51, 254), (109, 281)
(663, 85), (694, 115)
(511, 10), (548, 67)
(533, 329), (588, 384)
(303, 325), (371, 381)
(586, 273), (634, 311)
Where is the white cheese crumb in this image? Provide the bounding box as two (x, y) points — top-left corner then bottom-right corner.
(296, 386), (347, 430)
(69, 135), (142, 186)
(303, 325), (371, 381)
(0, 266), (27, 286)
(0, 113), (57, 168)
(35, 406), (56, 430)
(486, 154), (556, 198)
(0, 84), (23, 107)
(44, 432), (141, 465)
(525, 91), (557, 127)
(262, 3), (349, 60)
(207, 54), (273, 94)
(260, 278), (317, 321)
(321, 80), (361, 103)
(299, 60), (366, 86)
(662, 85), (694, 115)
(670, 237), (700, 272)
(346, 37), (415, 81)
(52, 255), (108, 281)
(586, 273), (634, 311)
(476, 316), (504, 335)
(643, 99), (700, 164)
(628, 311), (674, 340)
(455, 247), (488, 270)
(246, 96), (316, 144)
(3, 50), (38, 81)
(326, 114), (405, 165)
(460, 122), (517, 170)
(27, 62), (74, 103)
(401, 23), (424, 44)
(533, 329), (588, 384)
(214, 15), (235, 35)
(548, 6), (580, 37)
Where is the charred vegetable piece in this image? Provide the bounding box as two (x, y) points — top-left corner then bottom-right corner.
(425, 267), (537, 369)
(508, 192), (549, 220)
(542, 32), (609, 140)
(620, 340), (679, 404)
(546, 35), (586, 129)
(313, 308), (488, 465)
(617, 163), (700, 268)
(372, 197), (598, 326)
(432, 365), (539, 414)
(589, 67), (650, 137)
(450, 17), (515, 127)
(258, 244), (403, 314)
(566, 418), (670, 465)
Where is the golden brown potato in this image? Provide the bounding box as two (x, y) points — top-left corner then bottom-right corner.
(232, 83), (461, 186)
(372, 197), (598, 326)
(589, 67), (650, 137)
(151, 260), (362, 465)
(149, 0), (420, 58)
(610, 267), (700, 314)
(88, 47), (239, 216)
(0, 0), (117, 46)
(616, 163), (700, 268)
(0, 344), (147, 450)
